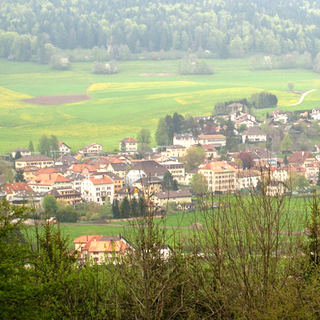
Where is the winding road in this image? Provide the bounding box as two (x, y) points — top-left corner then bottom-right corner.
(288, 89), (317, 106)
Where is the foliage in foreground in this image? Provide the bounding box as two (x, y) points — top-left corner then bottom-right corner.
(1, 192), (320, 319)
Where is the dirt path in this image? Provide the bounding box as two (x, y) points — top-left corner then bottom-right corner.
(288, 89), (317, 106)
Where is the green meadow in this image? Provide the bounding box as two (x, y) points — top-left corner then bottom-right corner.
(23, 196), (311, 249)
(1, 58), (320, 154)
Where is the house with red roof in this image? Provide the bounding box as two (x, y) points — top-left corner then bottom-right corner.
(67, 164), (97, 177)
(28, 173), (72, 193)
(198, 161), (236, 193)
(81, 174), (114, 204)
(74, 235), (134, 264)
(119, 137), (138, 152)
(4, 182), (34, 201)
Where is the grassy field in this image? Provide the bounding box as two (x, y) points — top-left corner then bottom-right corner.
(1, 58), (320, 154)
(23, 196), (311, 250)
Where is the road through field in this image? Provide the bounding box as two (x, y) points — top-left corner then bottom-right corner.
(288, 89), (317, 106)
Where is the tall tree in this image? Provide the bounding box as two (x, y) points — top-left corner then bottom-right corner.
(172, 112), (184, 134)
(42, 195), (58, 217)
(162, 171), (178, 191)
(131, 197), (140, 217)
(183, 146), (206, 172)
(14, 151), (22, 160)
(15, 169), (25, 182)
(190, 173), (208, 196)
(155, 118), (171, 146)
(280, 134), (293, 152)
(121, 197), (130, 218)
(28, 141), (34, 152)
(112, 199), (121, 219)
(38, 134), (50, 156)
(137, 129), (151, 145)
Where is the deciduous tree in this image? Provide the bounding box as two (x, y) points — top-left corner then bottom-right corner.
(190, 173), (208, 196)
(183, 146), (206, 172)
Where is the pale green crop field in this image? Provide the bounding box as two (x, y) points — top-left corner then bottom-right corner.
(1, 58), (320, 154)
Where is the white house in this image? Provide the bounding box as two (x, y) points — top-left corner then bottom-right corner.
(11, 148), (31, 158)
(125, 160), (167, 186)
(119, 137), (138, 152)
(81, 174), (114, 204)
(58, 141), (71, 155)
(242, 127), (267, 144)
(232, 113), (257, 128)
(78, 143), (103, 157)
(236, 169), (261, 190)
(198, 134), (226, 148)
(311, 107), (320, 120)
(271, 110), (288, 124)
(173, 133), (198, 149)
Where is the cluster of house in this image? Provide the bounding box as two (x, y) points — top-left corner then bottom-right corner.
(4, 100), (320, 209)
(2, 133), (320, 210)
(3, 139), (198, 208)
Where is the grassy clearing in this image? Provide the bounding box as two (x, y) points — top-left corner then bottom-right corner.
(1, 58), (320, 153)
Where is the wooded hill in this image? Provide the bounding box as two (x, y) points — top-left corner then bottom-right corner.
(1, 0), (320, 61)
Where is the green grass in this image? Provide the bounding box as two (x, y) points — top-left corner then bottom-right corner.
(1, 58), (320, 154)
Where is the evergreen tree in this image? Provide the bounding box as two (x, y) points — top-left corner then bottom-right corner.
(139, 196), (147, 216)
(112, 199), (121, 219)
(172, 112), (184, 134)
(38, 134), (50, 156)
(15, 169), (25, 182)
(28, 141), (34, 152)
(121, 197), (130, 218)
(14, 151), (22, 160)
(162, 171), (178, 191)
(131, 197), (140, 217)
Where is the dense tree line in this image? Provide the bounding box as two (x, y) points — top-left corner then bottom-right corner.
(2, 1), (320, 63)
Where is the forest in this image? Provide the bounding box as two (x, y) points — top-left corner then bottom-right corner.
(1, 0), (320, 63)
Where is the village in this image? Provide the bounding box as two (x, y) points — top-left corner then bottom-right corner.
(2, 102), (320, 210)
(2, 102), (320, 263)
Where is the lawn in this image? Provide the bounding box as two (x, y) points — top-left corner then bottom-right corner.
(1, 58), (320, 154)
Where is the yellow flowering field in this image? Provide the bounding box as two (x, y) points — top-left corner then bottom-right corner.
(88, 81), (199, 92)
(0, 86), (32, 109)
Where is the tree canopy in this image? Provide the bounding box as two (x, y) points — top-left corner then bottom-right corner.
(1, 0), (320, 63)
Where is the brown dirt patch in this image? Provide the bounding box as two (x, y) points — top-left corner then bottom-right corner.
(22, 93), (90, 106)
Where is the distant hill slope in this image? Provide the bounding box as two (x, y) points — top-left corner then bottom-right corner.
(1, 0), (320, 60)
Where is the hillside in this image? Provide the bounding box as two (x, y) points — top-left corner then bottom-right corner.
(1, 0), (320, 62)
(1, 57), (320, 154)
